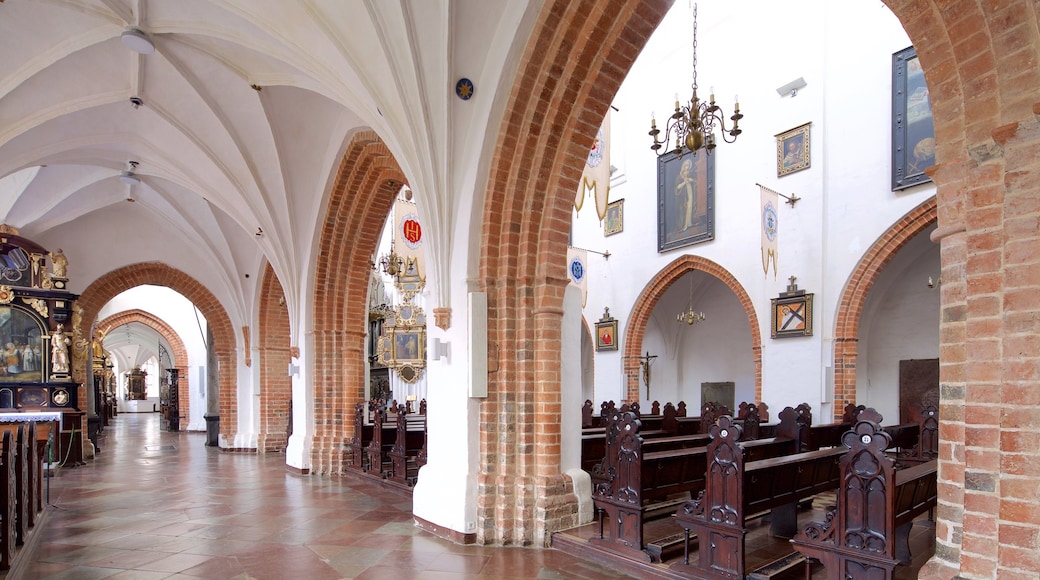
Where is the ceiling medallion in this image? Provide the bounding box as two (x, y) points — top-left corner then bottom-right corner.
(455, 78), (474, 100)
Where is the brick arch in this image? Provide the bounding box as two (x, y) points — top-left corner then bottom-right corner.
(874, 4), (1040, 577)
(257, 263), (290, 452)
(477, 0), (672, 545)
(97, 309), (191, 425)
(309, 130), (406, 475)
(76, 262), (237, 443)
(832, 197), (937, 419)
(622, 255), (762, 404)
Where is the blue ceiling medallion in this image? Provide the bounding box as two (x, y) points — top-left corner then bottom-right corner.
(455, 78), (474, 100)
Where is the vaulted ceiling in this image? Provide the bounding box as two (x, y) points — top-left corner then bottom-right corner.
(0, 0), (534, 325)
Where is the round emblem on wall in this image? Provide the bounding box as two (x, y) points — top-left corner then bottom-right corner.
(455, 78), (474, 100)
(569, 256), (585, 284)
(762, 202), (778, 242)
(399, 213), (423, 249)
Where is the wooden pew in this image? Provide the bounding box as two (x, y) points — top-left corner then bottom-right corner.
(670, 412), (847, 579)
(348, 402), (373, 472)
(365, 404), (398, 478)
(791, 408), (938, 580)
(589, 408), (803, 563)
(387, 408), (425, 487)
(0, 430), (12, 570)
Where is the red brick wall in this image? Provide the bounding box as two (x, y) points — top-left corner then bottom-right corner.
(622, 256), (763, 405)
(883, 1), (1040, 576)
(97, 309), (191, 424)
(76, 263), (237, 444)
(309, 131), (405, 475)
(258, 264), (291, 452)
(477, 0), (672, 546)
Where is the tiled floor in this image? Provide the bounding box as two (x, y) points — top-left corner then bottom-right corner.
(14, 413), (633, 580)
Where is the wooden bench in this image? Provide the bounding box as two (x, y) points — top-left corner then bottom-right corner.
(791, 408), (938, 580)
(669, 412), (847, 579)
(387, 408), (425, 487)
(589, 408), (803, 563)
(365, 404), (398, 478)
(348, 402), (374, 472)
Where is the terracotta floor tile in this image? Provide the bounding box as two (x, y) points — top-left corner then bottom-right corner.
(13, 413), (636, 579)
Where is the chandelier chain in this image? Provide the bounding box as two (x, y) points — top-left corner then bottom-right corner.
(691, 3), (698, 93)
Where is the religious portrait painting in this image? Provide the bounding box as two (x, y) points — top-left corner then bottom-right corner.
(776, 123), (811, 177)
(604, 198), (624, 236)
(0, 305), (46, 383)
(657, 148), (715, 252)
(595, 318), (618, 351)
(892, 45), (935, 190)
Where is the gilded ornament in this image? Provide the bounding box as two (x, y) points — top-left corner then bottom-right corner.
(21, 297), (48, 317)
(0, 285), (12, 304)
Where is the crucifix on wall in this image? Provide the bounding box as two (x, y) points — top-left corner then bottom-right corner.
(638, 351), (658, 399)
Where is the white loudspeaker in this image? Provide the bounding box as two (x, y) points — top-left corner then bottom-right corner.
(468, 292), (488, 398)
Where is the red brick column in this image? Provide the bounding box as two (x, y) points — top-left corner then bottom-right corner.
(477, 0), (671, 546)
(309, 131), (405, 475)
(258, 264), (291, 452)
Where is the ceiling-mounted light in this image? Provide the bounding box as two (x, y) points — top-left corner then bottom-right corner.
(121, 27), (155, 55)
(120, 160), (141, 186)
(119, 171), (141, 186)
(649, 4), (742, 156)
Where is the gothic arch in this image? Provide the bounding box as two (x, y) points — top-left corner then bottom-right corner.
(622, 255), (763, 403)
(258, 263), (291, 452)
(832, 197), (937, 417)
(477, 0), (672, 545)
(309, 130), (406, 474)
(76, 262), (237, 443)
(97, 309), (191, 426)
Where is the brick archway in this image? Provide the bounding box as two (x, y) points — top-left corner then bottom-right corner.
(477, 0), (672, 546)
(832, 197), (937, 419)
(257, 263), (290, 452)
(76, 262), (237, 443)
(309, 130), (406, 475)
(622, 255), (762, 404)
(97, 309), (191, 426)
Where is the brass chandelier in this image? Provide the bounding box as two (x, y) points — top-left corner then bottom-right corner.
(649, 3), (742, 156)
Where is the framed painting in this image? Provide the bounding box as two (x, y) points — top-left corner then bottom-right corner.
(657, 148), (714, 252)
(595, 318), (618, 351)
(604, 199), (624, 236)
(892, 45), (935, 190)
(770, 293), (814, 338)
(776, 123), (811, 177)
(392, 329), (425, 365)
(0, 305), (46, 383)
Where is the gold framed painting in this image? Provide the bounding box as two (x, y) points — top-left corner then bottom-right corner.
(604, 199), (624, 236)
(776, 123), (811, 177)
(770, 293), (813, 338)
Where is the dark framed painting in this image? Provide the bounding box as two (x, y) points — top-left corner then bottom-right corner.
(595, 318), (618, 351)
(892, 45), (935, 190)
(776, 123), (811, 177)
(604, 199), (623, 236)
(657, 148), (714, 252)
(0, 305), (46, 383)
(770, 293), (814, 339)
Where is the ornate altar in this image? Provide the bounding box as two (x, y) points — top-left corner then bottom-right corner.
(126, 368), (147, 400)
(0, 229), (80, 410)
